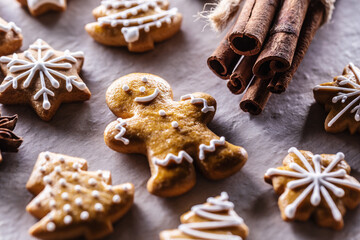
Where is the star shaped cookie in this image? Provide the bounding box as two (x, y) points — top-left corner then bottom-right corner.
(314, 63), (360, 134)
(17, 0), (67, 16)
(0, 18), (22, 56)
(0, 39), (91, 121)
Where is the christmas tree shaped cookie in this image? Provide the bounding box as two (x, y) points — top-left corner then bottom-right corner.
(160, 192), (249, 240)
(0, 18), (22, 56)
(265, 147), (360, 230)
(26, 152), (134, 239)
(16, 0), (67, 16)
(85, 0), (182, 52)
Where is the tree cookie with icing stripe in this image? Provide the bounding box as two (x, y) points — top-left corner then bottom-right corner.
(16, 0), (67, 17)
(0, 18), (22, 56)
(0, 39), (91, 121)
(104, 73), (248, 197)
(314, 63), (360, 134)
(85, 0), (182, 52)
(26, 152), (135, 240)
(264, 147), (360, 230)
(160, 192), (249, 240)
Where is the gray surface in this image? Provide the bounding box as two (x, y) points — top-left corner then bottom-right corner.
(0, 0), (359, 239)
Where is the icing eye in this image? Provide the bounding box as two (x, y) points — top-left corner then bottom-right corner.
(171, 121), (179, 128)
(142, 77), (148, 83)
(122, 85), (130, 92)
(139, 86), (146, 93)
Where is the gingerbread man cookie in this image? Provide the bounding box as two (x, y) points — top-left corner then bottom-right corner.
(0, 39), (91, 121)
(16, 0), (67, 17)
(85, 0), (182, 52)
(160, 192), (249, 240)
(265, 147), (360, 230)
(26, 152), (135, 240)
(0, 18), (22, 56)
(314, 63), (360, 134)
(104, 73), (248, 197)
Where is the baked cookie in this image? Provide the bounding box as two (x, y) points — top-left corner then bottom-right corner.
(104, 73), (248, 197)
(160, 192), (249, 240)
(314, 63), (360, 134)
(0, 39), (91, 121)
(0, 18), (22, 56)
(0, 112), (22, 162)
(265, 147), (360, 230)
(85, 0), (182, 52)
(16, 0), (67, 17)
(26, 152), (135, 240)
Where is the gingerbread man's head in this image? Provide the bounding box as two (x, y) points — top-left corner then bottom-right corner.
(105, 73), (247, 197)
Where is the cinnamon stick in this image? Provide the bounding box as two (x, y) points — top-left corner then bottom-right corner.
(240, 77), (272, 115)
(269, 1), (325, 93)
(253, 0), (311, 79)
(207, 32), (241, 79)
(228, 55), (257, 94)
(228, 0), (281, 56)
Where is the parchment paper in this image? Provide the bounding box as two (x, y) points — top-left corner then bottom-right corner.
(0, 0), (359, 239)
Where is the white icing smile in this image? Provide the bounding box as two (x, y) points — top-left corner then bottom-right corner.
(134, 88), (159, 103)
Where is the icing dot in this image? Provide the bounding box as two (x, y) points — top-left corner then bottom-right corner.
(73, 163), (79, 170)
(49, 200), (56, 208)
(106, 185), (113, 192)
(142, 5), (149, 11)
(43, 176), (52, 185)
(144, 25), (150, 32)
(34, 198), (41, 207)
(72, 172), (79, 180)
(59, 178), (67, 187)
(171, 121), (179, 128)
(46, 222), (56, 232)
(88, 178), (97, 186)
(59, 157), (65, 163)
(94, 203), (104, 212)
(141, 77), (148, 83)
(166, 17), (172, 24)
(159, 110), (166, 117)
(63, 204), (71, 213)
(44, 152), (50, 160)
(113, 195), (121, 203)
(156, 21), (162, 28)
(48, 212), (55, 220)
(40, 166), (46, 174)
(131, 9), (138, 15)
(75, 197), (83, 206)
(123, 20), (130, 26)
(54, 166), (61, 174)
(80, 211), (89, 220)
(97, 170), (103, 177)
(92, 190), (100, 199)
(139, 86), (146, 93)
(61, 192), (69, 200)
(123, 183), (132, 191)
(75, 185), (81, 193)
(124, 2), (131, 7)
(122, 85), (130, 92)
(64, 215), (72, 225)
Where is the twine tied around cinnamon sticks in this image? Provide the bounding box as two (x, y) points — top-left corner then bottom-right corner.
(205, 0), (335, 114)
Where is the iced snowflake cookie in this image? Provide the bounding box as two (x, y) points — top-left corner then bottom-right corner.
(26, 152), (135, 240)
(85, 0), (182, 52)
(160, 192), (249, 240)
(16, 0), (67, 16)
(104, 73), (248, 197)
(314, 63), (360, 134)
(0, 39), (91, 121)
(0, 18), (22, 56)
(264, 147), (360, 230)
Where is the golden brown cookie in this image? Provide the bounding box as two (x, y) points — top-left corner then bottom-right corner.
(264, 147), (360, 230)
(16, 0), (67, 17)
(104, 73), (248, 197)
(159, 192), (249, 240)
(314, 63), (360, 134)
(26, 152), (135, 240)
(0, 18), (22, 56)
(0, 39), (91, 121)
(85, 0), (182, 52)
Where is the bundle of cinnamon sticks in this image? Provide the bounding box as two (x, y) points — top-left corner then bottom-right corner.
(208, 0), (326, 115)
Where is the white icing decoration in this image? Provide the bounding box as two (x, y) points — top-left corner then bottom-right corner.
(88, 178), (97, 186)
(63, 203), (71, 213)
(72, 172), (79, 180)
(64, 215), (72, 225)
(115, 118), (130, 145)
(43, 175), (52, 185)
(171, 121), (179, 128)
(94, 203), (104, 212)
(59, 178), (67, 187)
(122, 84), (130, 91)
(98, 0), (178, 43)
(199, 137), (225, 160)
(134, 88), (159, 103)
(27, 0), (66, 11)
(46, 222), (56, 232)
(54, 166), (61, 173)
(0, 39), (87, 110)
(314, 63), (360, 127)
(265, 147), (360, 222)
(44, 152), (50, 160)
(92, 190), (100, 198)
(123, 183), (132, 191)
(75, 197), (82, 206)
(40, 166), (46, 173)
(159, 109), (166, 117)
(49, 200), (56, 208)
(75, 185), (81, 192)
(177, 192), (244, 240)
(61, 192), (69, 200)
(139, 86), (146, 92)
(113, 194), (121, 203)
(180, 94), (215, 113)
(59, 157), (65, 163)
(142, 76), (148, 83)
(0, 21), (21, 34)
(80, 211), (89, 220)
(155, 150), (193, 166)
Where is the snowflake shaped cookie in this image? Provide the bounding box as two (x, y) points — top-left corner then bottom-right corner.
(17, 0), (67, 16)
(85, 0), (182, 52)
(314, 63), (360, 134)
(0, 18), (22, 56)
(0, 39), (91, 121)
(265, 147), (360, 230)
(104, 73), (248, 197)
